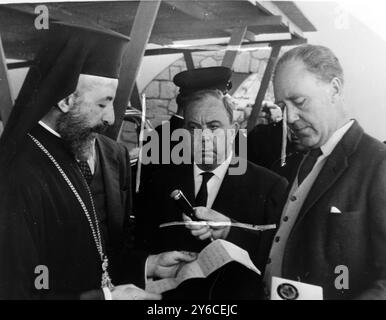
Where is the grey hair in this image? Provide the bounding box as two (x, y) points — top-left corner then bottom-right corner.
(274, 44), (344, 85)
(183, 89), (235, 123)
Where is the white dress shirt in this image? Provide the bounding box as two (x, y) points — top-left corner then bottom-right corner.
(193, 153), (233, 208)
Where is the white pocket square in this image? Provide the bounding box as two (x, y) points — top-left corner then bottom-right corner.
(330, 206), (342, 213)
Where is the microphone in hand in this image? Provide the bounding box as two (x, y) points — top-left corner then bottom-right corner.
(170, 189), (198, 221)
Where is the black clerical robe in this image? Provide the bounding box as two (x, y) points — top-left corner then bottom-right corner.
(0, 125), (135, 299)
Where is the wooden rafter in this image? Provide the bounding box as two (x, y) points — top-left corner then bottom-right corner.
(255, 1), (305, 39)
(106, 0), (161, 140)
(144, 37), (306, 56)
(0, 34), (14, 124)
(183, 52), (195, 70)
(246, 44), (282, 133)
(154, 15), (285, 36)
(222, 26), (248, 69)
(165, 0), (218, 21)
(4, 3), (108, 29)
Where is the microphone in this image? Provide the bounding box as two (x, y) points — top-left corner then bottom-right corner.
(170, 189), (198, 221)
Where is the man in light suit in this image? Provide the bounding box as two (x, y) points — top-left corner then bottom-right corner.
(264, 44), (386, 299)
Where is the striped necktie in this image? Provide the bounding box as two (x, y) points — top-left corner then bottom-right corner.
(79, 160), (93, 185)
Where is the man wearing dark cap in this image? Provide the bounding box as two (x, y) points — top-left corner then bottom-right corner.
(136, 89), (288, 299)
(139, 67), (233, 185)
(0, 22), (195, 300)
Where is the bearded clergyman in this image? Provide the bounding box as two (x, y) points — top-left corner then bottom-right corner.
(0, 22), (195, 300)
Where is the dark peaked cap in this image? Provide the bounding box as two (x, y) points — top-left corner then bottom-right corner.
(0, 22), (129, 166)
(173, 66), (232, 96)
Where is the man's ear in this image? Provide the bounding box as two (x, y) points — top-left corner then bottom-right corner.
(57, 95), (74, 113)
(330, 77), (343, 104)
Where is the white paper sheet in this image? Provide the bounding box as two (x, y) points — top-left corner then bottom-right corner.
(146, 239), (260, 294)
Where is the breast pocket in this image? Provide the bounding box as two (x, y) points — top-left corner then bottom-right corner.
(326, 210), (362, 261)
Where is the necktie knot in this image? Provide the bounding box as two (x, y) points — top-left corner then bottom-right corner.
(297, 148), (322, 185)
(201, 171), (214, 184)
(308, 148), (323, 158)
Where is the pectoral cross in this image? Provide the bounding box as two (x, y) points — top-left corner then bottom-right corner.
(101, 256), (114, 290)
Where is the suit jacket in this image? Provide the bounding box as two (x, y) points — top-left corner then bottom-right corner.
(274, 121), (386, 300)
(135, 159), (287, 271)
(95, 135), (147, 289)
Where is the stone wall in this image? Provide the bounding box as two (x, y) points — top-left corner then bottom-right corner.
(144, 49), (273, 128)
(0, 49), (275, 149)
(120, 48), (274, 149)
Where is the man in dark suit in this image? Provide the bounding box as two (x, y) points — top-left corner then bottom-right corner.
(136, 89), (287, 299)
(264, 44), (386, 300)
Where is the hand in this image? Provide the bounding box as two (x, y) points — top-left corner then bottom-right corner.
(147, 251), (197, 279)
(261, 101), (282, 123)
(111, 284), (161, 300)
(183, 207), (231, 241)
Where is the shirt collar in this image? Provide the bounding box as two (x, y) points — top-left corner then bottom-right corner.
(194, 152), (233, 180)
(38, 120), (61, 138)
(320, 120), (354, 157)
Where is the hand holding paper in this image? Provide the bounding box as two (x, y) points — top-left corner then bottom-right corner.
(146, 240), (260, 294)
(147, 251), (197, 279)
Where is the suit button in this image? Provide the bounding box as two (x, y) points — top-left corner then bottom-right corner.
(290, 195), (297, 201)
(267, 258), (272, 264)
(275, 236), (280, 242)
(283, 216), (289, 222)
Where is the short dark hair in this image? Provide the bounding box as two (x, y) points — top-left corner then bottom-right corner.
(274, 44), (344, 85)
(183, 89), (235, 123)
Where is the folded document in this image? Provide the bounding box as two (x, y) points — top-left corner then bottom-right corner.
(146, 239), (260, 294)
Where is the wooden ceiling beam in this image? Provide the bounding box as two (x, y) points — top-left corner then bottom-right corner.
(153, 15), (285, 35)
(165, 0), (218, 21)
(106, 0), (161, 140)
(144, 37), (307, 56)
(244, 30), (258, 42)
(0, 34), (14, 124)
(254, 1), (304, 38)
(247, 44), (282, 133)
(222, 26), (248, 68)
(3, 3), (112, 29)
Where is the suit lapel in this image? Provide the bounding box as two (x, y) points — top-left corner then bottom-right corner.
(212, 160), (243, 213)
(297, 144), (348, 224)
(95, 137), (123, 238)
(295, 121), (363, 225)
